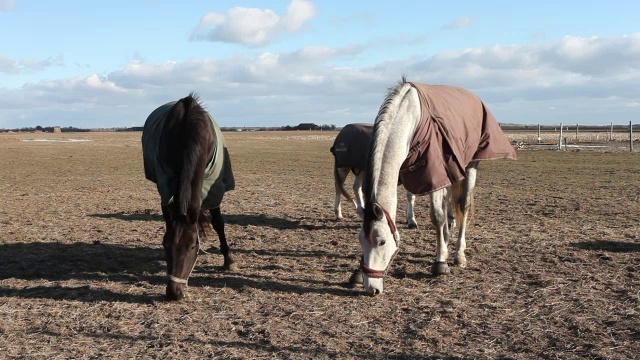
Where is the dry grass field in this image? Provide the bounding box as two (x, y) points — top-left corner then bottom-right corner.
(1, 130), (638, 359)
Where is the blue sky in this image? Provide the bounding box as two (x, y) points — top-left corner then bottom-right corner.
(1, 0), (639, 128)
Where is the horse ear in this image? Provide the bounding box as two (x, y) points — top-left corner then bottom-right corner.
(372, 203), (384, 220)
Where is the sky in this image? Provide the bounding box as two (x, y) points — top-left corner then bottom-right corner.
(1, 0), (639, 129)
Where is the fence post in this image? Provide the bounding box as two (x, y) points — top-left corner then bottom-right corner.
(610, 122), (613, 141)
(558, 122), (563, 150)
(538, 124), (541, 144)
(630, 121), (634, 152)
(576, 124), (579, 140)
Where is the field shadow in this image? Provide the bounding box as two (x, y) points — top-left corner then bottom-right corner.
(191, 272), (360, 297)
(228, 248), (354, 260)
(89, 212), (163, 222)
(0, 241), (164, 303)
(0, 241), (360, 301)
(225, 213), (357, 231)
(571, 240), (640, 253)
(0, 285), (159, 304)
(89, 211), (358, 231)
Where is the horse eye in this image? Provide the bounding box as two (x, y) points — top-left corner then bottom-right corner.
(379, 240), (386, 246)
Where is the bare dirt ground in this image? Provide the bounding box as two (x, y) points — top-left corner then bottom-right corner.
(0, 131), (638, 359)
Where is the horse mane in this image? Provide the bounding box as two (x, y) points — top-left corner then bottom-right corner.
(362, 77), (412, 230)
(161, 92), (213, 225)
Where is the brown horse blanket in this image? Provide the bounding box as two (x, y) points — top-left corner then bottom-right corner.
(400, 83), (516, 195)
(142, 102), (235, 210)
(330, 123), (373, 175)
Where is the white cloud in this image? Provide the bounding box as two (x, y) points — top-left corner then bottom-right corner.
(0, 0), (14, 11)
(0, 55), (64, 74)
(2, 33), (640, 129)
(0, 56), (17, 73)
(444, 16), (473, 30)
(190, 0), (316, 46)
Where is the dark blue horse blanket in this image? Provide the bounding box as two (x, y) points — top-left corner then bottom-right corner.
(142, 102), (235, 210)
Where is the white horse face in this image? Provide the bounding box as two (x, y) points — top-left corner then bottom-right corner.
(359, 204), (400, 296)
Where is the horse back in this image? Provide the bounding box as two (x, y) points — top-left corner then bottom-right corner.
(141, 100), (234, 209)
(331, 123), (373, 174)
(141, 102), (176, 185)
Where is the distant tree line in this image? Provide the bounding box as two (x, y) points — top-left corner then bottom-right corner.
(116, 127), (144, 132)
(3, 122), (636, 133)
(281, 123), (336, 131)
(0, 125), (91, 133)
(1, 123), (340, 133)
(219, 123), (338, 132)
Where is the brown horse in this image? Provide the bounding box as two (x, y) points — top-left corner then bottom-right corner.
(142, 93), (236, 301)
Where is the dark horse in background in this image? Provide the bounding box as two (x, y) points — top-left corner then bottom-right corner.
(142, 93), (236, 301)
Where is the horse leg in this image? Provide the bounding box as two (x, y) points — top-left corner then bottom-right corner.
(348, 268), (364, 286)
(447, 202), (456, 231)
(406, 190), (418, 229)
(334, 167), (350, 220)
(353, 171), (366, 219)
(210, 207), (237, 271)
(452, 162), (478, 268)
(347, 173), (365, 285)
(430, 188), (451, 275)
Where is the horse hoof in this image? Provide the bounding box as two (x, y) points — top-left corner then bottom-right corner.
(407, 222), (418, 229)
(223, 259), (238, 271)
(349, 269), (363, 285)
(454, 256), (467, 268)
(431, 261), (450, 276)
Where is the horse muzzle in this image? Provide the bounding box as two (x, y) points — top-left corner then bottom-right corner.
(166, 275), (189, 301)
(363, 276), (384, 296)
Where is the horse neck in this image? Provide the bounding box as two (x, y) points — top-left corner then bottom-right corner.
(368, 86), (421, 219)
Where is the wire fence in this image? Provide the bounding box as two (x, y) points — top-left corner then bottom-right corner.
(503, 122), (638, 151)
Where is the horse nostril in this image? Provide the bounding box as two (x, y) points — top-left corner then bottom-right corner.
(372, 288), (380, 296)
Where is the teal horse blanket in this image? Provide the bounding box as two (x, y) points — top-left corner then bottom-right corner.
(142, 102), (235, 210)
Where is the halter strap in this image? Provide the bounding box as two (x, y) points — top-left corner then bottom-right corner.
(381, 207), (400, 244)
(168, 275), (189, 284)
(360, 256), (387, 278)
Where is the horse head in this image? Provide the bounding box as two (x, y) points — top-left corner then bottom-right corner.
(359, 202), (400, 296)
(162, 206), (201, 301)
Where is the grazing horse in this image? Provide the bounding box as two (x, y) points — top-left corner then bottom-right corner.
(358, 78), (516, 295)
(330, 123), (418, 227)
(142, 93), (236, 301)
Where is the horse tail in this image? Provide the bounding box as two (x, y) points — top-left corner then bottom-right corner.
(333, 156), (354, 203)
(452, 182), (475, 228)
